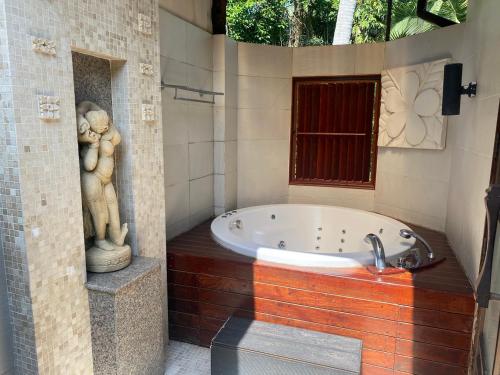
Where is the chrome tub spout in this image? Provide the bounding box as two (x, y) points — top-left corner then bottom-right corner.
(365, 233), (386, 271)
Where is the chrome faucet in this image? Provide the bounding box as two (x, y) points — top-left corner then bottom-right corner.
(399, 229), (434, 260)
(365, 233), (386, 271)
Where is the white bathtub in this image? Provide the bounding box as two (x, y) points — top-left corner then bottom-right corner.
(210, 204), (416, 268)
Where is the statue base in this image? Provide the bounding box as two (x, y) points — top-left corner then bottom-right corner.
(86, 257), (164, 375)
(86, 244), (132, 273)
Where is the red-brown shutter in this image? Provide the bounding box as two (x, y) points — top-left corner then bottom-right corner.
(290, 76), (381, 189)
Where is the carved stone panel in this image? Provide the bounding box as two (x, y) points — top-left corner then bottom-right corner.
(38, 95), (60, 120)
(139, 63), (153, 76)
(32, 38), (56, 55)
(138, 13), (152, 35)
(142, 103), (155, 122)
(378, 58), (450, 149)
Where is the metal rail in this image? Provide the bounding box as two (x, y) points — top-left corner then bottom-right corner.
(161, 82), (224, 104)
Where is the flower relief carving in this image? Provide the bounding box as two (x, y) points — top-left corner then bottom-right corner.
(32, 38), (56, 55)
(378, 58), (450, 149)
(138, 13), (152, 35)
(139, 63), (153, 76)
(142, 104), (155, 122)
(38, 95), (60, 120)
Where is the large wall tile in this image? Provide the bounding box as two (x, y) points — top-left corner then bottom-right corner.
(355, 43), (385, 75)
(160, 11), (187, 62)
(161, 57), (188, 86)
(292, 44), (356, 76)
(159, 0), (212, 33)
(238, 43), (292, 78)
(166, 183), (190, 226)
(238, 109), (291, 141)
(164, 144), (189, 187)
(189, 142), (214, 180)
(188, 104), (214, 143)
(162, 98), (188, 146)
(190, 175), (214, 225)
(186, 25), (213, 70)
(288, 186), (375, 211)
(238, 76), (292, 110)
(384, 24), (465, 69)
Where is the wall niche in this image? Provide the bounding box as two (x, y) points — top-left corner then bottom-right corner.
(72, 52), (113, 117)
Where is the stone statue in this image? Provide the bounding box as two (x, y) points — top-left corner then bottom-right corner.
(77, 101), (131, 273)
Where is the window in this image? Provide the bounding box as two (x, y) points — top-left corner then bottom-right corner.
(289, 76), (380, 189)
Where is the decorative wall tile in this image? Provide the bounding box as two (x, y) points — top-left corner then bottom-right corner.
(139, 63), (154, 76)
(138, 13), (152, 35)
(32, 38), (56, 55)
(142, 103), (155, 122)
(37, 95), (60, 120)
(378, 58), (450, 149)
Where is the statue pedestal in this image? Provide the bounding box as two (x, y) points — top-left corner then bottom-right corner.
(86, 257), (164, 375)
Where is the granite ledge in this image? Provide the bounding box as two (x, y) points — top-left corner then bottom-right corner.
(86, 256), (161, 294)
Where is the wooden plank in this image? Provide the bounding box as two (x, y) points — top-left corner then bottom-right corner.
(395, 339), (469, 367)
(167, 221), (475, 373)
(394, 354), (467, 375)
(397, 322), (471, 351)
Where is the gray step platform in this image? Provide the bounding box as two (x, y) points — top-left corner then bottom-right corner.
(211, 317), (362, 375)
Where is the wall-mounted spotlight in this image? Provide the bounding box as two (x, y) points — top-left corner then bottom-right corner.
(442, 63), (477, 116)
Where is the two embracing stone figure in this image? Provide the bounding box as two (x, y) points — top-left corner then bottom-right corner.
(77, 101), (131, 273)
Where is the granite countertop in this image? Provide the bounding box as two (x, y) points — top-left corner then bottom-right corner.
(86, 256), (161, 294)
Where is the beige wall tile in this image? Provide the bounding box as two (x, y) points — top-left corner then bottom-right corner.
(238, 109), (291, 141)
(164, 144), (189, 187)
(292, 44), (357, 76)
(190, 175), (214, 224)
(189, 142), (214, 180)
(238, 76), (292, 110)
(159, 0), (212, 33)
(238, 43), (292, 78)
(166, 183), (190, 226)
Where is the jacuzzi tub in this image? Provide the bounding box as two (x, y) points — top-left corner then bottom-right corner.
(210, 204), (416, 268)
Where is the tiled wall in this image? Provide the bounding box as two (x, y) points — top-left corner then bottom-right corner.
(213, 36), (238, 215)
(0, 246), (13, 375)
(159, 0), (212, 32)
(0, 0), (165, 373)
(160, 10), (215, 240)
(235, 27), (466, 232)
(236, 43), (292, 208)
(445, 0), (500, 282)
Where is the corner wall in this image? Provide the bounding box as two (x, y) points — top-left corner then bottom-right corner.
(236, 43), (293, 208)
(236, 25), (466, 232)
(160, 10), (215, 239)
(445, 0), (500, 283)
(159, 0), (212, 33)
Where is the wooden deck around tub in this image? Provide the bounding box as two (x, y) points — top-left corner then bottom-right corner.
(167, 221), (475, 375)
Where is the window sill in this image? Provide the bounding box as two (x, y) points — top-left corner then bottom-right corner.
(289, 180), (376, 190)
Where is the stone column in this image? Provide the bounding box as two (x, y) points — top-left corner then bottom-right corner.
(0, 0), (166, 373)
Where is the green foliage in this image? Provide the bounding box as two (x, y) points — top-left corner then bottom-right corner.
(226, 0), (468, 46)
(351, 0), (387, 44)
(299, 0), (339, 46)
(226, 0), (290, 45)
(390, 0), (468, 40)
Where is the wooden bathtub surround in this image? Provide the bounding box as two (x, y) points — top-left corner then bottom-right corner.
(167, 222), (475, 375)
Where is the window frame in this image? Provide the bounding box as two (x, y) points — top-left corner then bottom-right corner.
(289, 75), (381, 190)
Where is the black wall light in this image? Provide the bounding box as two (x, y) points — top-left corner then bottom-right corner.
(442, 63), (477, 116)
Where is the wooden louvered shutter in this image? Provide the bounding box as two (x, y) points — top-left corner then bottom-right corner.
(290, 76), (381, 189)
